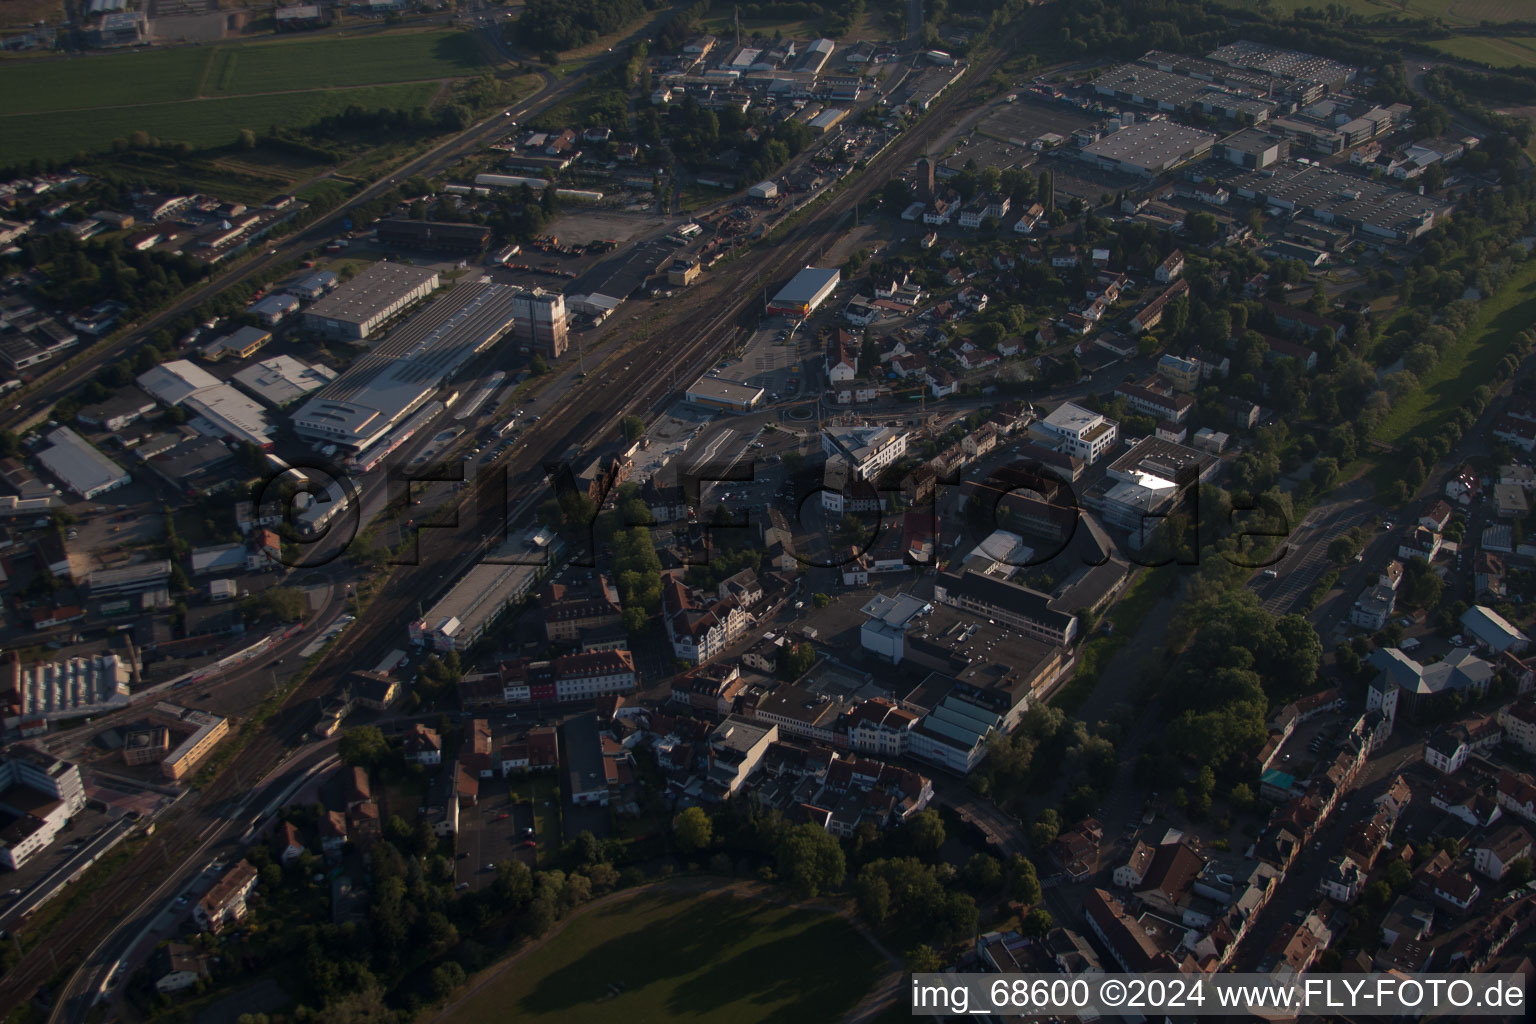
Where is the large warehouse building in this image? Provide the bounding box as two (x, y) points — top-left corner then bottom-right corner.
(291, 279), (518, 453)
(301, 262), (440, 340)
(765, 267), (840, 318)
(35, 427), (131, 499)
(376, 219), (492, 255)
(136, 360), (275, 450)
(1079, 121), (1217, 177)
(410, 529), (560, 651)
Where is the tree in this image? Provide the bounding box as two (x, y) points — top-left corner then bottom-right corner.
(430, 961), (466, 1001)
(1021, 907), (1054, 939)
(813, 592), (831, 608)
(339, 726), (389, 769)
(857, 874), (891, 926)
(1507, 857), (1534, 887)
(620, 415), (646, 442)
(904, 808), (946, 861)
(779, 642), (816, 680)
(529, 354), (549, 375)
(672, 806), (713, 853)
(905, 944), (943, 972)
(776, 824), (846, 897)
(1011, 855), (1041, 905)
(963, 853), (1002, 891)
(1031, 809), (1060, 849)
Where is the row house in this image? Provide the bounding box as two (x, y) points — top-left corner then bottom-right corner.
(844, 697), (920, 757)
(1446, 464), (1481, 505)
(1012, 202), (1045, 234)
(663, 576), (749, 664)
(540, 576), (624, 644)
(671, 662), (746, 715)
(1130, 279), (1189, 334)
(1424, 716), (1502, 774)
(1397, 525), (1442, 564)
(499, 726), (559, 775)
(1499, 699), (1536, 756)
(403, 723), (441, 765)
(496, 650), (638, 704)
(1154, 249), (1185, 283)
(1090, 270), (1128, 303)
(1115, 377), (1195, 423)
(1472, 825), (1534, 881)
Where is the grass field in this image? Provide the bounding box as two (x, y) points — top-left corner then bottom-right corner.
(1373, 259), (1536, 453)
(0, 29), (491, 162)
(1428, 34), (1536, 68)
(445, 886), (886, 1024)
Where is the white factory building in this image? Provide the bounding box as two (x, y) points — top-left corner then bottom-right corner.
(300, 261), (440, 340)
(5, 653), (132, 725)
(136, 360), (275, 450)
(232, 355), (337, 408)
(35, 426), (132, 499)
(291, 280), (518, 454)
(410, 529), (560, 651)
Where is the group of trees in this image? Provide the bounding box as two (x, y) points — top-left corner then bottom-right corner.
(971, 702), (1124, 821)
(1162, 587), (1322, 776)
(517, 0), (661, 53)
(221, 805), (629, 1020)
(18, 229), (211, 327)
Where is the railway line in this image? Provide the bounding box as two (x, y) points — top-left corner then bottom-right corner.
(0, 24), (1024, 1015)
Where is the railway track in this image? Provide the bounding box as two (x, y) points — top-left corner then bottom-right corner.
(0, 29), (1021, 1014)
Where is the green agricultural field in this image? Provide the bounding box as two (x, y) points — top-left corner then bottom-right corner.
(0, 29), (492, 163)
(1428, 34), (1536, 68)
(0, 82), (441, 162)
(201, 29), (487, 95)
(1217, 0), (1531, 23)
(443, 887), (886, 1024)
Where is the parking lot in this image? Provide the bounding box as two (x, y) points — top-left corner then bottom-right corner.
(454, 781), (537, 891)
(977, 94), (1101, 147)
(713, 322), (808, 402)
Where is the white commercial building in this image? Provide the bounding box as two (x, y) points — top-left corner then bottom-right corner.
(1034, 402), (1119, 464)
(821, 425), (908, 480)
(0, 745), (86, 869)
(137, 360), (274, 449)
(35, 426), (131, 499)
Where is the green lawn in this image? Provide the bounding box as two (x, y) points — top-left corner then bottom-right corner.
(0, 28), (490, 162)
(1372, 258), (1536, 450)
(444, 887), (886, 1024)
